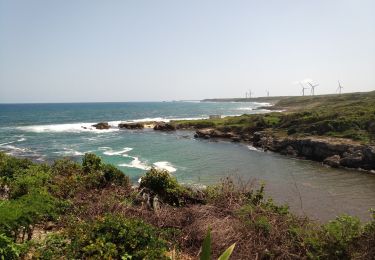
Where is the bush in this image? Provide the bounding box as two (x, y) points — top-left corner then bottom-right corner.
(81, 153), (131, 189)
(9, 164), (51, 199)
(50, 159), (84, 199)
(67, 214), (168, 259)
(0, 153), (32, 180)
(102, 164), (130, 188)
(0, 191), (62, 241)
(82, 153), (102, 174)
(140, 168), (190, 206)
(321, 215), (362, 259)
(0, 233), (21, 259)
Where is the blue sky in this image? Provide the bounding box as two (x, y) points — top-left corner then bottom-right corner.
(0, 0), (374, 102)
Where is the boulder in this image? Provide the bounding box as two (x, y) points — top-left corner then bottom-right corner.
(323, 155), (341, 168)
(340, 150), (364, 168)
(153, 122), (176, 131)
(92, 122), (110, 130)
(118, 123), (144, 129)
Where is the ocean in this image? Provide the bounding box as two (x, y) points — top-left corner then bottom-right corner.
(1, 101), (375, 221)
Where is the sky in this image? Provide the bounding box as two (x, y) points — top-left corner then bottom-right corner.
(0, 0), (374, 103)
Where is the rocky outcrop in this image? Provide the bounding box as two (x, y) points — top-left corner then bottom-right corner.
(194, 128), (238, 139)
(118, 123), (144, 129)
(92, 122), (110, 130)
(253, 133), (375, 171)
(195, 128), (375, 171)
(153, 122), (176, 131)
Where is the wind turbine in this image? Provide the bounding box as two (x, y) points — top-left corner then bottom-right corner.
(248, 89), (253, 98)
(266, 90), (270, 97)
(308, 82), (319, 96)
(336, 80), (343, 94)
(299, 82), (309, 96)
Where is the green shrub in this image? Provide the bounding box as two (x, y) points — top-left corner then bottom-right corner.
(253, 216), (271, 236)
(67, 214), (168, 259)
(102, 164), (130, 188)
(81, 153), (131, 189)
(9, 164), (51, 199)
(0, 233), (21, 260)
(320, 215), (362, 259)
(140, 168), (190, 206)
(82, 153), (102, 174)
(51, 158), (83, 177)
(0, 191), (61, 241)
(0, 153), (32, 180)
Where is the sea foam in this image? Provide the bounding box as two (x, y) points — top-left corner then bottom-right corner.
(153, 161), (177, 172)
(102, 147), (133, 156)
(118, 156), (150, 171)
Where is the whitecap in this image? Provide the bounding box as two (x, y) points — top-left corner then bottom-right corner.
(53, 148), (84, 156)
(17, 137), (26, 142)
(103, 147), (133, 156)
(252, 102), (272, 107)
(17, 122), (118, 133)
(153, 161), (177, 173)
(0, 141), (15, 146)
(237, 107), (253, 111)
(118, 156), (150, 170)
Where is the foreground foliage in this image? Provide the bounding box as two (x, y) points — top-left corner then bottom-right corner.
(0, 152), (374, 259)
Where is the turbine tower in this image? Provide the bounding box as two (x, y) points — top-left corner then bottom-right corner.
(300, 82), (309, 96)
(266, 90), (270, 97)
(248, 89), (253, 98)
(336, 80), (343, 94)
(308, 82), (319, 96)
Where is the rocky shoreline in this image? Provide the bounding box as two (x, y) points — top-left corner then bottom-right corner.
(92, 121), (375, 172)
(195, 128), (375, 172)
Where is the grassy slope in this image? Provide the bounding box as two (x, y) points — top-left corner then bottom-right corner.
(175, 91), (375, 143)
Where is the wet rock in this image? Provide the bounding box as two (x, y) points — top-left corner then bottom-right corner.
(92, 122), (110, 130)
(153, 122), (176, 131)
(323, 155), (341, 168)
(118, 123), (144, 129)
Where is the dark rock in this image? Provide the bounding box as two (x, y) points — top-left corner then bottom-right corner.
(282, 145), (298, 156)
(92, 122), (110, 130)
(153, 122), (176, 131)
(231, 136), (241, 142)
(340, 150), (364, 168)
(118, 123), (144, 129)
(252, 132), (263, 142)
(324, 155), (341, 168)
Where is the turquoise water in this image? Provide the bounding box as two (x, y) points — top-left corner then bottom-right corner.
(1, 102), (375, 221)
